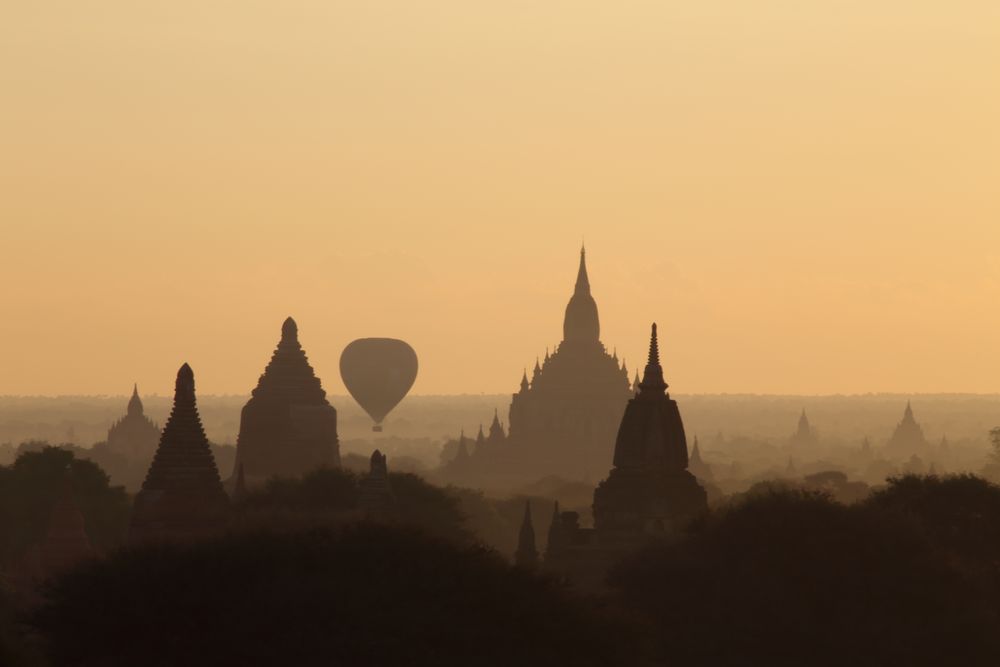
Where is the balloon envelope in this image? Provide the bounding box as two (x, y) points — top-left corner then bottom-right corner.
(339, 338), (418, 430)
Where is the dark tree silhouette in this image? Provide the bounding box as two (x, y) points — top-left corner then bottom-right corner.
(0, 447), (129, 564)
(865, 474), (1000, 573)
(32, 524), (636, 667)
(609, 489), (1000, 666)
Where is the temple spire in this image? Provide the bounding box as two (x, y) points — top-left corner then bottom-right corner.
(575, 245), (591, 295)
(639, 323), (668, 394)
(520, 369), (530, 392)
(515, 500), (538, 568)
(127, 383), (143, 416)
(281, 316), (298, 344)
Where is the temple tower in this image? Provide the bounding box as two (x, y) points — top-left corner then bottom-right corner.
(884, 400), (930, 459)
(593, 323), (707, 538)
(563, 247), (600, 346)
(514, 501), (539, 568)
(688, 436), (714, 482)
(234, 317), (340, 486)
(106, 384), (160, 461)
(129, 364), (229, 543)
(790, 409), (817, 446)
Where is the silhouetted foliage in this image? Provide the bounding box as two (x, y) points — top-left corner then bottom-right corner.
(866, 474), (1000, 572)
(0, 447), (129, 564)
(237, 467), (470, 543)
(32, 524), (634, 667)
(610, 488), (1000, 666)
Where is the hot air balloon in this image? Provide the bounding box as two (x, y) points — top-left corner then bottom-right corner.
(339, 338), (418, 432)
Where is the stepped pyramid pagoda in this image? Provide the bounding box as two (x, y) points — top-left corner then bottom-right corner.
(234, 317), (340, 486)
(453, 248), (632, 487)
(545, 324), (707, 589)
(129, 364), (229, 543)
(106, 384), (160, 461)
(883, 401), (930, 459)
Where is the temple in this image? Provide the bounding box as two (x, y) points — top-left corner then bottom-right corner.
(883, 401), (930, 459)
(233, 317), (340, 487)
(687, 436), (714, 482)
(790, 409), (817, 446)
(514, 501), (538, 568)
(445, 248), (632, 486)
(129, 364), (229, 543)
(106, 384), (160, 462)
(544, 324), (708, 588)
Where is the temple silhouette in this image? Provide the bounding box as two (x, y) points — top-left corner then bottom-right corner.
(789, 409), (817, 446)
(129, 364), (229, 543)
(233, 317), (340, 487)
(443, 248), (632, 486)
(526, 324), (707, 588)
(106, 384), (160, 462)
(883, 400), (930, 459)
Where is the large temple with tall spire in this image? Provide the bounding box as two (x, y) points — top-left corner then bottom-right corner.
(446, 248), (632, 486)
(129, 364), (229, 543)
(233, 317), (340, 487)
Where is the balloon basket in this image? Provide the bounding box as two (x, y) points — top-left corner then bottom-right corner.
(372, 424), (383, 433)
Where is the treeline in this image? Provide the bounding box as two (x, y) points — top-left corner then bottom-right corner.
(5, 450), (1000, 664)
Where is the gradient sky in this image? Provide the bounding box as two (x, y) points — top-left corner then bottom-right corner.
(2, 1), (999, 396)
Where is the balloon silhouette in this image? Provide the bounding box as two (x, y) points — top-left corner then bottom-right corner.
(340, 338), (418, 432)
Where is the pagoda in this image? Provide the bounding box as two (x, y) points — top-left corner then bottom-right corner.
(592, 323), (707, 537)
(883, 401), (930, 459)
(542, 324), (707, 589)
(233, 317), (340, 486)
(129, 364), (229, 543)
(106, 384), (160, 461)
(687, 436), (714, 482)
(514, 501), (538, 568)
(789, 409), (817, 446)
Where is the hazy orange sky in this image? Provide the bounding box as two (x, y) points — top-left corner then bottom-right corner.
(2, 1), (999, 396)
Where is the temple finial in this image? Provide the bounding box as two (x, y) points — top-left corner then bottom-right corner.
(281, 316), (298, 342)
(639, 323), (667, 394)
(175, 363), (195, 396)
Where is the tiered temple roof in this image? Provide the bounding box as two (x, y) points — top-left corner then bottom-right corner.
(234, 317), (340, 485)
(129, 364), (229, 543)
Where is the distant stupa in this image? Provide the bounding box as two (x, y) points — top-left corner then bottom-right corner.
(129, 364), (229, 543)
(106, 384), (160, 461)
(883, 401), (930, 459)
(790, 409), (817, 446)
(688, 436), (714, 482)
(515, 501), (538, 568)
(234, 317), (340, 486)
